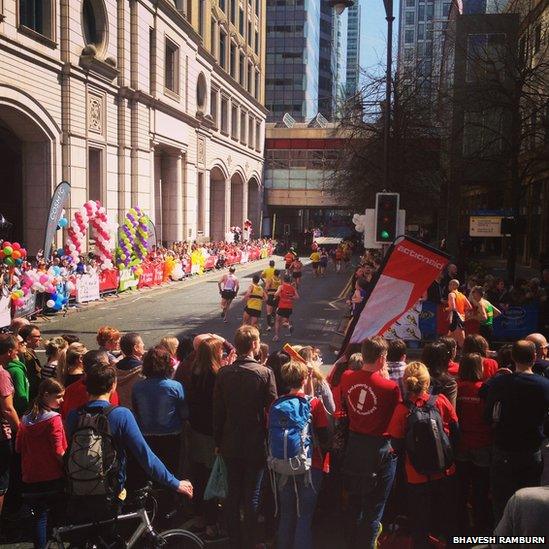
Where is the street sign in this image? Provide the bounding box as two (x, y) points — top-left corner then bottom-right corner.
(469, 216), (503, 237)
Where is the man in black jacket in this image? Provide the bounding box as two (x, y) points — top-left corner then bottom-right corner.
(213, 325), (277, 549)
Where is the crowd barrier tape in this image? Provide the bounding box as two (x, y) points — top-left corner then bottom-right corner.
(3, 245), (273, 325)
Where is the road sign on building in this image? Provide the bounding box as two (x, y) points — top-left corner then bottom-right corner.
(469, 216), (503, 237)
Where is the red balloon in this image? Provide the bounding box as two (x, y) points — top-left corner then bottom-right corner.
(2, 241), (11, 248)
(20, 248), (27, 257)
(0, 251), (4, 260)
(12, 242), (21, 250)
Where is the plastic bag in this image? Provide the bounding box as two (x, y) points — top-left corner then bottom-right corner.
(204, 456), (228, 500)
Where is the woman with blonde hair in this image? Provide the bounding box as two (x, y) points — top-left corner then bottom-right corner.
(57, 342), (88, 387)
(297, 346), (335, 418)
(42, 336), (68, 379)
(159, 336), (180, 373)
(187, 337), (225, 539)
(388, 362), (459, 548)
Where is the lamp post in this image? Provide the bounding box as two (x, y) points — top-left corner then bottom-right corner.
(382, 0), (394, 190)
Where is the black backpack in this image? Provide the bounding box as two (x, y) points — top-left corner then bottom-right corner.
(64, 405), (120, 497)
(404, 395), (454, 476)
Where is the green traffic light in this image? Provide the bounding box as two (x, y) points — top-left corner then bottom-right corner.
(381, 230), (390, 240)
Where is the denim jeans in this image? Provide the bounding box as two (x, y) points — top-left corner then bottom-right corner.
(276, 468), (323, 549)
(490, 447), (543, 524)
(343, 434), (397, 549)
(224, 457), (265, 549)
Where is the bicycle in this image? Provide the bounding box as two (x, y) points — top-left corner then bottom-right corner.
(46, 484), (204, 549)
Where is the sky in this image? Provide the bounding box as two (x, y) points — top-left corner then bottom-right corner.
(359, 0), (400, 78)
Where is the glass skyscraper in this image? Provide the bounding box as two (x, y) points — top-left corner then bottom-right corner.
(346, 0), (361, 97)
(265, 0), (347, 122)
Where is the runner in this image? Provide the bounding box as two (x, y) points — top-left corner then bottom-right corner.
(319, 248), (329, 276)
(218, 267), (239, 322)
(261, 259), (276, 285)
(334, 246), (343, 273)
(265, 269), (282, 331)
(310, 249), (321, 277)
(342, 242), (352, 270)
(273, 274), (299, 341)
(284, 248), (297, 274)
(242, 274), (266, 328)
(446, 279), (472, 349)
(290, 256), (303, 288)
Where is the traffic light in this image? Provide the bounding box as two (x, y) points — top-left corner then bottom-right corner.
(375, 193), (399, 243)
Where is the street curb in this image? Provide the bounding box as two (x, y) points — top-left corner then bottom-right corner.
(34, 256), (281, 324)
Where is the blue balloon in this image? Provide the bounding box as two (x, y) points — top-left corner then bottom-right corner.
(58, 217), (68, 228)
(57, 248), (65, 256)
(50, 293), (58, 301)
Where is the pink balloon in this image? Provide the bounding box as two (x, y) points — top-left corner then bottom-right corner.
(39, 274), (49, 284)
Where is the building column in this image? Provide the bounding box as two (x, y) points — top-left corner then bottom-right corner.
(224, 177), (231, 238)
(202, 170), (211, 238)
(175, 153), (184, 242)
(242, 180), (249, 228)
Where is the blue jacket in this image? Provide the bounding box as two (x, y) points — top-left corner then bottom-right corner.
(132, 378), (188, 436)
(66, 400), (179, 492)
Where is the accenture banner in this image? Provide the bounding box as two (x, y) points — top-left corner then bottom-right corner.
(348, 236), (449, 344)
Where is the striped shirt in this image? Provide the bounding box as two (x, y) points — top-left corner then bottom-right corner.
(387, 361), (407, 396)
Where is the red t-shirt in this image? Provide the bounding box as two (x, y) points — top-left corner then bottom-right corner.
(60, 378), (120, 419)
(387, 392), (458, 484)
(448, 361), (459, 377)
(456, 380), (492, 450)
(0, 366), (14, 440)
(278, 283), (297, 309)
(449, 358), (497, 380)
(482, 358), (498, 379)
(340, 369), (400, 436)
(16, 412), (68, 483)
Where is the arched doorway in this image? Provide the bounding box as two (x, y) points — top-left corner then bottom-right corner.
(230, 172), (244, 229)
(0, 106), (54, 253)
(247, 177), (261, 238)
(209, 166), (226, 241)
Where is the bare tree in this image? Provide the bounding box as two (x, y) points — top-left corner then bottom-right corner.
(329, 67), (445, 228)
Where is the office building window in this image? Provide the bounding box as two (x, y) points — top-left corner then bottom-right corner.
(247, 62), (253, 93)
(219, 31), (227, 69)
(211, 19), (216, 56)
(20, 0), (54, 39)
(248, 115), (254, 147)
(231, 105), (238, 139)
(239, 7), (244, 34)
(255, 121), (261, 150)
(221, 97), (228, 133)
(417, 23), (425, 40)
(230, 42), (236, 77)
(405, 0), (415, 5)
(164, 38), (179, 94)
(210, 89), (218, 127)
(426, 3), (433, 20)
(254, 30), (259, 55)
(198, 0), (205, 36)
(248, 21), (252, 43)
(219, 0), (225, 11)
(404, 30), (414, 44)
(240, 111), (246, 143)
(405, 11), (414, 26)
(149, 28), (156, 95)
(231, 0), (236, 23)
(255, 71), (260, 99)
(418, 5), (425, 19)
(239, 52), (245, 85)
(443, 2), (451, 16)
(255, 0), (260, 16)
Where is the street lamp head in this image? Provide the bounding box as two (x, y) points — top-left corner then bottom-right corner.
(329, 0), (355, 14)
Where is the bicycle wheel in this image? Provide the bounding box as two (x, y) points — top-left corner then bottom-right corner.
(157, 528), (204, 548)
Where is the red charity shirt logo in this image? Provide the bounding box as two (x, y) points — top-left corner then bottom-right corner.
(347, 383), (378, 416)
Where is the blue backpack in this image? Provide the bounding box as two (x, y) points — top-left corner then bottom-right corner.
(267, 395), (312, 477)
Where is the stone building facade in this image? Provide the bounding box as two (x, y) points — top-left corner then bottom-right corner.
(0, 0), (266, 253)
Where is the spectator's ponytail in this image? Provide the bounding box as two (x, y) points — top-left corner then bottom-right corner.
(404, 361), (430, 395)
(26, 378), (65, 421)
